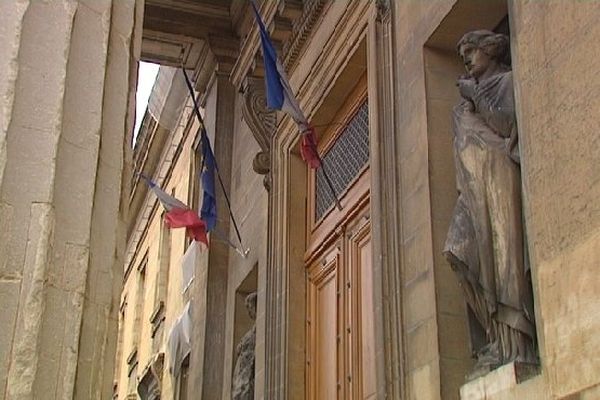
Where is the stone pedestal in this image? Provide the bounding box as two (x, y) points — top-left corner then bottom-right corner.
(460, 362), (539, 400)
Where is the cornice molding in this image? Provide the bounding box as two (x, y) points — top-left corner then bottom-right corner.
(282, 0), (328, 71)
(231, 0), (323, 90)
(230, 0), (279, 89)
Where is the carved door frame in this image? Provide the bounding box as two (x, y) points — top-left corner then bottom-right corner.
(264, 2), (403, 399)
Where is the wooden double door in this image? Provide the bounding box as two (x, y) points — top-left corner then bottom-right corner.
(305, 80), (375, 400)
(306, 204), (376, 400)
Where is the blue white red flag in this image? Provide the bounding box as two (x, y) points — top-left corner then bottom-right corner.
(142, 176), (208, 245)
(251, 1), (321, 168)
(200, 130), (217, 231)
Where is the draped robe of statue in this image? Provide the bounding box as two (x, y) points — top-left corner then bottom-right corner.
(444, 68), (537, 372)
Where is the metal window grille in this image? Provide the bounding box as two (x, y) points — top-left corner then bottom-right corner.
(315, 100), (369, 221)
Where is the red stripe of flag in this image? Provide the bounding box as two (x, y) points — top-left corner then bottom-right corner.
(164, 208), (208, 246)
(142, 176), (208, 246)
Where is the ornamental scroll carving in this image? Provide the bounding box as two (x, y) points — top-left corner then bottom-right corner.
(242, 77), (276, 190)
(376, 0), (390, 20)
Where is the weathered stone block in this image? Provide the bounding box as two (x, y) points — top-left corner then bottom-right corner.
(460, 362), (542, 400)
(410, 362), (441, 400)
(403, 226), (433, 285)
(0, 280), (20, 399)
(406, 317), (438, 371)
(404, 272), (436, 328)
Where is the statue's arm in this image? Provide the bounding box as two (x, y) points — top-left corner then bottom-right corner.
(473, 73), (520, 147)
(457, 77), (476, 107)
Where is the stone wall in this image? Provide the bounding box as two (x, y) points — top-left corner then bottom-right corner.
(0, 1), (140, 398)
(116, 146), (194, 400)
(389, 0), (600, 398)
(511, 1), (600, 398)
(391, 1), (479, 398)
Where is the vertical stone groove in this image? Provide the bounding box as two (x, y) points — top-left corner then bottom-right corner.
(0, 0), (29, 188)
(6, 204), (54, 399)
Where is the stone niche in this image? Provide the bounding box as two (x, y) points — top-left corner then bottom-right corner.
(424, 0), (539, 398)
(231, 265), (258, 400)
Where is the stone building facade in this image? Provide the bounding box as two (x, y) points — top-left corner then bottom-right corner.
(1, 1), (600, 400)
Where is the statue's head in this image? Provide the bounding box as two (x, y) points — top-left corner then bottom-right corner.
(245, 292), (258, 320)
(457, 30), (510, 79)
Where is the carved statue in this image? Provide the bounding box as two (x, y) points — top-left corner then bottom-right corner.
(444, 30), (537, 378)
(231, 292), (257, 399)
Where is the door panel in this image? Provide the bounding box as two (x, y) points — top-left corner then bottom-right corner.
(350, 222), (376, 400)
(315, 272), (337, 400)
(307, 246), (341, 400)
(307, 212), (376, 400)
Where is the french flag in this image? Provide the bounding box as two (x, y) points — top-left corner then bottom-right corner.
(251, 1), (321, 168)
(142, 176), (208, 246)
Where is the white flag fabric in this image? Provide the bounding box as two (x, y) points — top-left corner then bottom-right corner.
(167, 301), (192, 377)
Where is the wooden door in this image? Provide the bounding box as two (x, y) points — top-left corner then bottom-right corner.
(306, 77), (375, 399)
(348, 215), (376, 400)
(307, 244), (342, 400)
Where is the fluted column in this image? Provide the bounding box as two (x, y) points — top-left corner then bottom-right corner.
(0, 1), (141, 398)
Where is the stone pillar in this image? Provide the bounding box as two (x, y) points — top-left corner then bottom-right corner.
(0, 1), (141, 398)
(367, 2), (405, 398)
(187, 72), (236, 399)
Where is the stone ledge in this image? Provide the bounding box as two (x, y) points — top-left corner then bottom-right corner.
(460, 362), (540, 400)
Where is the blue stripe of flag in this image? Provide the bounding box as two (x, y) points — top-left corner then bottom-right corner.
(200, 130), (217, 232)
(250, 1), (285, 110)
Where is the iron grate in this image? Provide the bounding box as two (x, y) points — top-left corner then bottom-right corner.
(315, 100), (369, 221)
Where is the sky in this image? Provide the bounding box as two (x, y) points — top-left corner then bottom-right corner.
(133, 61), (160, 144)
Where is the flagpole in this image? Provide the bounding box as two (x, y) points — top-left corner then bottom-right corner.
(181, 67), (249, 256)
(211, 229), (251, 258)
(301, 127), (342, 211)
(318, 160), (342, 211)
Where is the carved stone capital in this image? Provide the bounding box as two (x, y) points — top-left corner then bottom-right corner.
(376, 0), (391, 21)
(242, 76), (276, 190)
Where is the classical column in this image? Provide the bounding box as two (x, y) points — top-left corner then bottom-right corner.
(0, 1), (140, 398)
(187, 71), (237, 399)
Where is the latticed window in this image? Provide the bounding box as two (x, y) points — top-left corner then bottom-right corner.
(315, 100), (369, 221)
